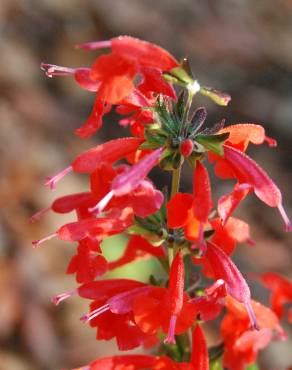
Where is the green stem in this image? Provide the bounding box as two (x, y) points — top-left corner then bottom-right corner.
(170, 167), (181, 198)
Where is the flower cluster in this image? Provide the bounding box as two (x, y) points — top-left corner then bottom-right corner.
(34, 36), (292, 370)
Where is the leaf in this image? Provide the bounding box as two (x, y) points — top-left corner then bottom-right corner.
(196, 133), (230, 156)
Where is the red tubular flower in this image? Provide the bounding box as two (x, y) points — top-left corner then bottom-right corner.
(192, 279), (227, 321)
(164, 251), (185, 344)
(74, 98), (111, 138)
(260, 272), (292, 322)
(90, 163), (164, 218)
(210, 217), (253, 256)
(191, 325), (209, 370)
(223, 145), (291, 231)
(44, 137), (143, 190)
(40, 64), (100, 91)
(90, 53), (138, 104)
(218, 183), (252, 226)
(72, 137), (144, 174)
(78, 275), (195, 348)
(32, 207), (134, 248)
(77, 36), (178, 104)
(89, 148), (163, 214)
(192, 161), (212, 250)
(221, 296), (286, 370)
(138, 67), (176, 99)
(72, 354), (160, 370)
(66, 240), (108, 283)
(73, 325), (210, 370)
(78, 36), (178, 71)
(167, 161), (213, 246)
(219, 123), (277, 151)
(204, 242), (258, 329)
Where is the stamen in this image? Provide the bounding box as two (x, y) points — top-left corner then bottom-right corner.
(245, 301), (260, 331)
(45, 166), (73, 191)
(76, 40), (112, 50)
(41, 63), (75, 78)
(89, 190), (115, 215)
(80, 304), (110, 323)
(32, 232), (58, 248)
(277, 203), (292, 232)
(265, 135), (277, 148)
(164, 314), (177, 344)
(29, 207), (50, 223)
(52, 290), (76, 306)
(187, 80), (201, 95)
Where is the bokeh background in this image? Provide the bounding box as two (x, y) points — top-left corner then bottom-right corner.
(0, 0), (292, 369)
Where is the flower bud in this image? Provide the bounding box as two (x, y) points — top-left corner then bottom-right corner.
(180, 139), (194, 157)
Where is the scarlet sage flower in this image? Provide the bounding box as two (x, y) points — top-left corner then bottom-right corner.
(44, 137), (144, 190)
(204, 242), (258, 329)
(88, 148), (163, 214)
(260, 272), (292, 323)
(167, 161), (212, 247)
(44, 36), (178, 106)
(221, 296), (285, 370)
(209, 123), (291, 231)
(79, 271), (196, 349)
(90, 162), (164, 218)
(74, 325), (209, 370)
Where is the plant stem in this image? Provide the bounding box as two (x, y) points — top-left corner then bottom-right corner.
(170, 167), (181, 198)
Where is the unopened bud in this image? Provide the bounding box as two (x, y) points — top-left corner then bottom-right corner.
(180, 139), (194, 157)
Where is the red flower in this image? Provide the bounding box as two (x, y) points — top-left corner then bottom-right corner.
(204, 242), (258, 329)
(89, 148), (163, 214)
(221, 296), (285, 370)
(260, 272), (292, 322)
(44, 137), (144, 190)
(167, 161), (212, 247)
(209, 124), (291, 231)
(73, 325), (209, 370)
(192, 279), (227, 321)
(79, 264), (196, 349)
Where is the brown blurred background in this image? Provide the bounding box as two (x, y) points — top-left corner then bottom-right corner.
(0, 0), (292, 369)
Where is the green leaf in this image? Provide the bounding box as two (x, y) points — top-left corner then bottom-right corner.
(196, 133), (230, 156)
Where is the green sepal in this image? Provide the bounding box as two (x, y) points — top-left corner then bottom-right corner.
(200, 86), (231, 106)
(174, 90), (186, 121)
(159, 152), (176, 171)
(168, 66), (193, 85)
(127, 225), (165, 246)
(139, 141), (162, 150)
(195, 132), (230, 156)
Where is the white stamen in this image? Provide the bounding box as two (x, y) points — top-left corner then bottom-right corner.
(187, 80), (201, 95)
(89, 190), (115, 215)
